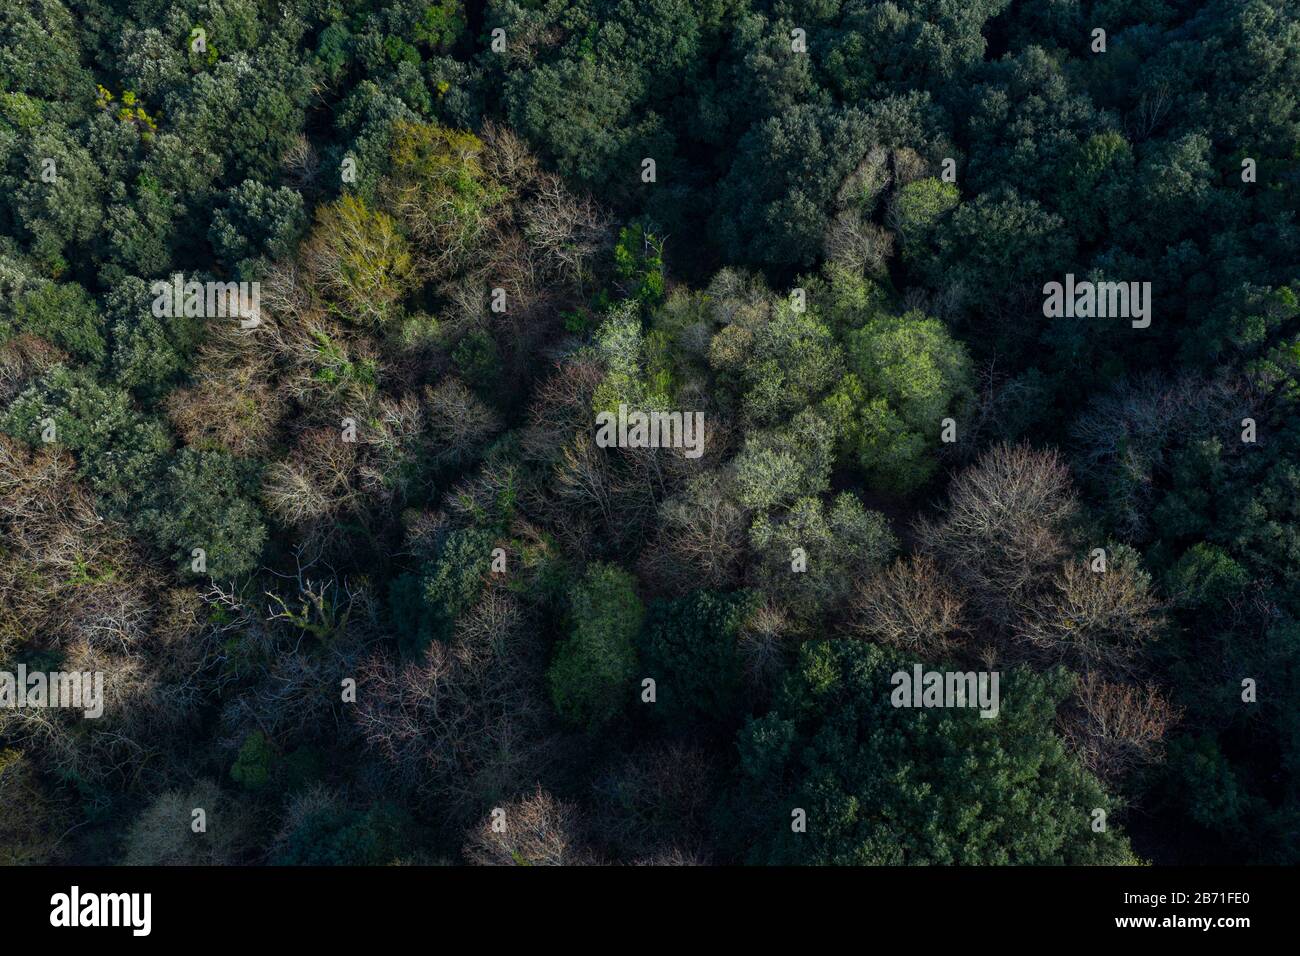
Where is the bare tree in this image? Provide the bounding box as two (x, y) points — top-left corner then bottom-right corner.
(123, 780), (257, 866)
(1127, 83), (1171, 141)
(357, 393), (426, 502)
(1071, 373), (1251, 538)
(632, 847), (712, 865)
(355, 585), (550, 819)
(281, 132), (320, 191)
(0, 437), (159, 659)
(0, 748), (69, 864)
(164, 334), (285, 457)
(463, 786), (591, 866)
(917, 443), (1078, 627)
(523, 171), (611, 293)
(638, 470), (748, 594)
(1016, 551), (1165, 674)
(479, 121), (540, 195)
(520, 358), (604, 463)
(848, 555), (965, 656)
(736, 600), (792, 699)
(423, 378), (502, 470)
(1062, 673), (1182, 784)
(213, 552), (379, 750)
(591, 743), (718, 860)
(262, 427), (362, 529)
(823, 211), (894, 277)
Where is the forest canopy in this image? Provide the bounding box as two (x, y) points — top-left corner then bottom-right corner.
(0, 0), (1297, 867)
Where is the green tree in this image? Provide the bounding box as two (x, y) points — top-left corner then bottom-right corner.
(889, 177), (960, 243)
(230, 730), (274, 791)
(210, 180), (307, 280)
(2, 280), (105, 365)
(400, 527), (495, 656)
(1, 365), (171, 510)
(138, 448), (266, 580)
(548, 563), (643, 731)
(748, 493), (896, 620)
(841, 310), (974, 494)
(640, 589), (757, 728)
(732, 409), (839, 512)
(274, 804), (410, 866)
(303, 194), (413, 326)
(728, 639), (1138, 865)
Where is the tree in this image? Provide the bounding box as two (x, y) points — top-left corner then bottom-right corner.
(1015, 545), (1165, 675)
(2, 280), (105, 366)
(732, 409), (837, 512)
(848, 554), (965, 656)
(1, 364), (171, 512)
(0, 0), (93, 103)
(917, 443), (1078, 625)
(841, 310), (974, 494)
(395, 526), (495, 655)
(139, 448), (267, 580)
(273, 801), (410, 866)
(887, 177), (959, 243)
(728, 639), (1138, 865)
(123, 780), (256, 866)
(358, 586), (550, 816)
(709, 291), (844, 428)
(640, 590), (756, 728)
(381, 121), (503, 279)
(748, 492), (896, 620)
(415, 1), (468, 52)
(921, 187), (1075, 327)
(506, 56), (639, 188)
(230, 730), (274, 791)
(713, 105), (878, 268)
(0, 748), (66, 864)
(104, 275), (200, 400)
(8, 124), (104, 274)
(303, 194), (413, 326)
(210, 179), (307, 280)
(463, 786), (590, 866)
(547, 562), (643, 732)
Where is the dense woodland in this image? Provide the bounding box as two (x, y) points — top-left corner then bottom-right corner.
(0, 0), (1297, 866)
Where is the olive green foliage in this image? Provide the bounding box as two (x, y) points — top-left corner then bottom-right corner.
(231, 730), (274, 791)
(306, 194), (413, 326)
(841, 311), (974, 493)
